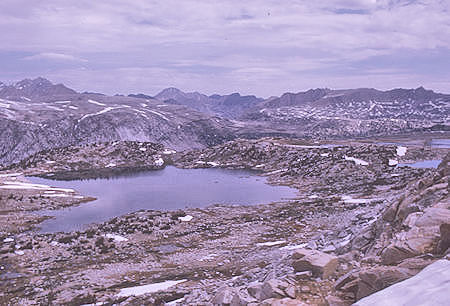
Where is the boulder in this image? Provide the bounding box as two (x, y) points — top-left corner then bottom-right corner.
(292, 249), (338, 279)
(355, 266), (414, 300)
(247, 281), (264, 300)
(261, 279), (289, 300)
(325, 295), (352, 306)
(212, 286), (256, 306)
(355, 260), (450, 305)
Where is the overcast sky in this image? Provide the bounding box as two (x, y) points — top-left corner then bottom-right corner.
(0, 0), (449, 97)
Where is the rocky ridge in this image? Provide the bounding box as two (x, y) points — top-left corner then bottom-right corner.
(0, 78), (236, 166)
(2, 78), (449, 168)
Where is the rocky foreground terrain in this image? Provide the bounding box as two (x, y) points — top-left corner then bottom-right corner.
(0, 138), (449, 305)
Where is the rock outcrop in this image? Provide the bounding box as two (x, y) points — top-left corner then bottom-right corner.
(355, 260), (450, 306)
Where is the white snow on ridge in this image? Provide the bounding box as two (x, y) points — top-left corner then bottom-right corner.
(105, 162), (116, 168)
(46, 105), (65, 111)
(117, 279), (187, 297)
(87, 99), (106, 106)
(396, 146), (407, 156)
(79, 107), (118, 121)
(147, 109), (169, 121)
(344, 156), (369, 166)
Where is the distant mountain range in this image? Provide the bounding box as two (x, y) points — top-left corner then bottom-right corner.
(0, 77), (449, 165)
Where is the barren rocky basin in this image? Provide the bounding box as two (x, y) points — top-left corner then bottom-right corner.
(1, 137), (449, 305)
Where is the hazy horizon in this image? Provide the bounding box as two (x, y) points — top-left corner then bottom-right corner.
(1, 0), (449, 97)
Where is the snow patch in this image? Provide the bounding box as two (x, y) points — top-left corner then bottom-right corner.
(154, 158), (164, 167)
(105, 234), (128, 242)
(105, 162), (116, 168)
(344, 156), (369, 166)
(68, 105), (78, 110)
(279, 243), (308, 251)
(87, 99), (106, 106)
(320, 153), (330, 157)
(46, 105), (64, 111)
(163, 149), (177, 154)
(0, 181), (74, 193)
(396, 146), (407, 156)
(257, 240), (286, 247)
(341, 195), (373, 204)
(207, 161), (219, 167)
(178, 215), (193, 222)
(139, 147), (147, 152)
(42, 194), (72, 198)
(79, 107), (118, 121)
(389, 159), (399, 166)
(199, 253), (218, 261)
(117, 279), (187, 297)
(0, 173), (22, 178)
(166, 297), (185, 305)
(15, 250), (25, 255)
(3, 238), (14, 243)
(147, 109), (169, 121)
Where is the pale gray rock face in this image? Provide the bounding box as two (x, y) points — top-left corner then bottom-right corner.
(0, 79), (235, 166)
(354, 260), (450, 306)
(155, 87), (263, 119)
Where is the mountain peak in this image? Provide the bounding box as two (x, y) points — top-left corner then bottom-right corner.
(0, 77), (77, 99)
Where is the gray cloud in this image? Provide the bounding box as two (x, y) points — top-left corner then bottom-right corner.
(0, 0), (449, 95)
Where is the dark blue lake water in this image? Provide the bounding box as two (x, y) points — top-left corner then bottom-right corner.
(30, 166), (297, 233)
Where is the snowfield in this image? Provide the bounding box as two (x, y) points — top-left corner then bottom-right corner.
(117, 279), (187, 297)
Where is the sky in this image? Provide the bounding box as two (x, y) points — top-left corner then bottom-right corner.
(0, 0), (449, 97)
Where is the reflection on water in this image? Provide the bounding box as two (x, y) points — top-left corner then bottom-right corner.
(29, 166), (297, 233)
